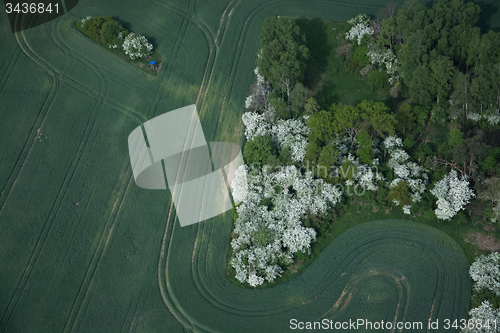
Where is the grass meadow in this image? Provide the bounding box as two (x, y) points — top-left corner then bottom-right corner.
(1, 0), (499, 332)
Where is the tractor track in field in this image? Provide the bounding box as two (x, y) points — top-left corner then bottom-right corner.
(47, 3), (207, 331)
(0, 30), (62, 333)
(51, 7), (197, 332)
(0, 47), (22, 96)
(0, 30), (61, 213)
(63, 167), (135, 333)
(143, 5), (191, 120)
(155, 0), (244, 329)
(0, 24), (109, 333)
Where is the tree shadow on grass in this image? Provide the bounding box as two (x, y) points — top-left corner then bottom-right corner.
(112, 16), (131, 31)
(111, 16), (157, 47)
(475, 1), (500, 33)
(316, 79), (338, 109)
(296, 18), (330, 91)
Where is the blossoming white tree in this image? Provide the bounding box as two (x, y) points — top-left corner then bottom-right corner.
(470, 252), (500, 297)
(245, 67), (273, 120)
(461, 300), (500, 333)
(383, 136), (428, 214)
(229, 165), (342, 286)
(271, 117), (310, 162)
(241, 112), (270, 141)
(346, 23), (374, 45)
(122, 33), (153, 59)
(346, 13), (373, 45)
(367, 48), (400, 84)
(430, 170), (475, 220)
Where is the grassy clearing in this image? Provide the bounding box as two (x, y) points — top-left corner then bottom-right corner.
(298, 19), (392, 109)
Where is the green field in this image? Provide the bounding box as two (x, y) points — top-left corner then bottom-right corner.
(1, 0), (499, 332)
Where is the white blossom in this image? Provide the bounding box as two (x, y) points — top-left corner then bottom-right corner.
(467, 112), (482, 122)
(229, 164), (342, 286)
(81, 16), (92, 28)
(230, 165), (249, 203)
(470, 252), (500, 297)
(346, 23), (374, 45)
(367, 48), (401, 84)
(430, 170), (475, 220)
(271, 117), (310, 162)
(242, 112), (270, 140)
(485, 113), (500, 125)
(384, 135), (428, 213)
(122, 33), (153, 59)
(461, 300), (500, 333)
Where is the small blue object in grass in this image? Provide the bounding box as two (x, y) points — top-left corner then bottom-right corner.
(150, 61), (156, 65)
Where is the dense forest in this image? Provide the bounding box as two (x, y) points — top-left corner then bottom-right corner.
(229, 0), (500, 325)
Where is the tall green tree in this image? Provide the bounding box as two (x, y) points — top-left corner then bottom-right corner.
(307, 110), (334, 143)
(378, 17), (396, 49)
(331, 104), (365, 147)
(257, 17), (309, 117)
(243, 135), (274, 165)
(290, 83), (308, 117)
(317, 143), (339, 181)
(355, 130), (374, 165)
(409, 64), (433, 108)
(395, 102), (415, 136)
(429, 52), (455, 119)
(358, 100), (395, 139)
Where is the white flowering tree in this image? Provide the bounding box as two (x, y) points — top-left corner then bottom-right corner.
(242, 112), (270, 141)
(383, 136), (428, 214)
(229, 165), (342, 286)
(122, 33), (153, 59)
(430, 170), (475, 220)
(470, 252), (500, 297)
(336, 153), (384, 194)
(367, 47), (401, 84)
(346, 14), (373, 45)
(245, 67), (273, 121)
(242, 110), (310, 163)
(346, 23), (374, 45)
(271, 117), (310, 162)
(461, 300), (500, 333)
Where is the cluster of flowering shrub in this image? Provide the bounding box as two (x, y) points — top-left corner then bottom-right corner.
(229, 164), (342, 286)
(463, 252), (500, 332)
(345, 23), (374, 45)
(339, 152), (384, 193)
(233, 46), (482, 287)
(231, 67), (342, 286)
(345, 14), (401, 85)
(465, 111), (500, 126)
(430, 170), (475, 220)
(367, 47), (401, 84)
(383, 136), (428, 214)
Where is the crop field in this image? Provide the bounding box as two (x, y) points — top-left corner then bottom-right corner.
(1, 0), (498, 332)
